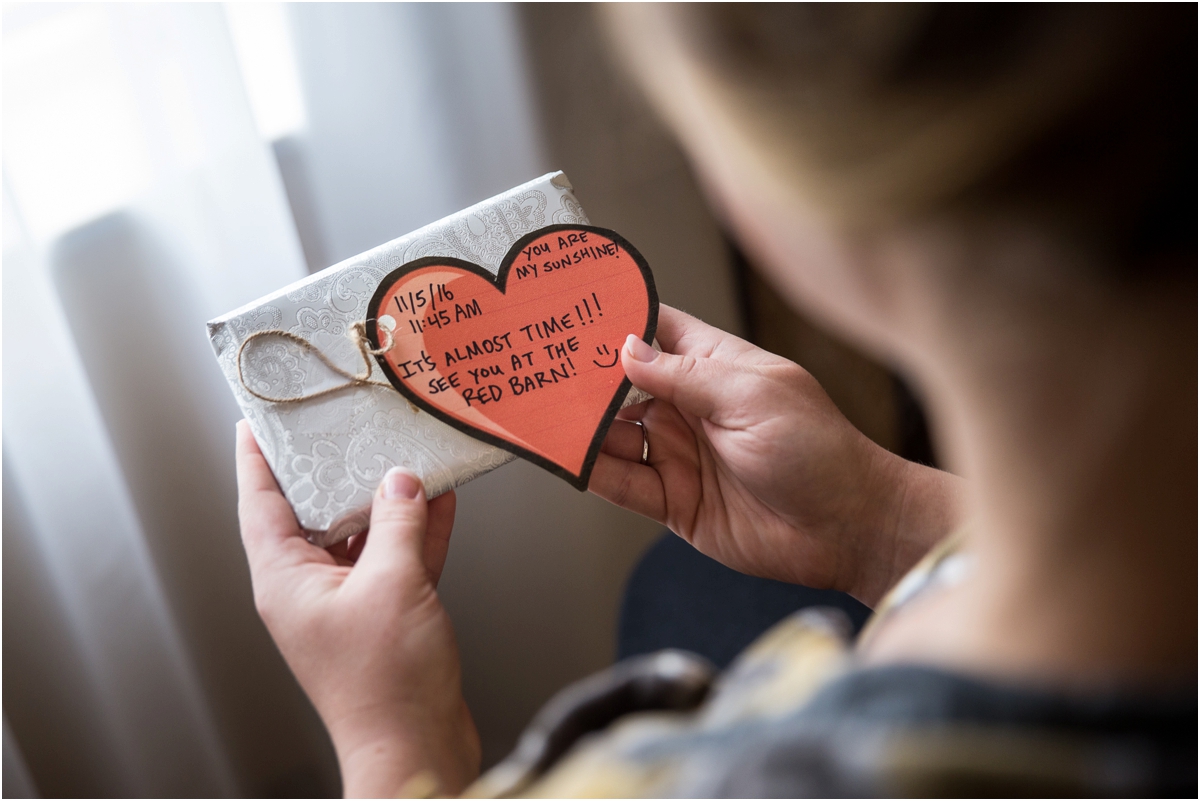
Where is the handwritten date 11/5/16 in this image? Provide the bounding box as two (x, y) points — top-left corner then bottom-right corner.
(391, 282), (453, 315)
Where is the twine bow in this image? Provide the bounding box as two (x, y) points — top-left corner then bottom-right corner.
(236, 321), (417, 413)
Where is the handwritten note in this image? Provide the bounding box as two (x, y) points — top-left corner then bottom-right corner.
(366, 225), (657, 488)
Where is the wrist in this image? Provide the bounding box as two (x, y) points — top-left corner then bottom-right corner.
(336, 728), (429, 799)
(329, 698), (480, 798)
(847, 445), (966, 607)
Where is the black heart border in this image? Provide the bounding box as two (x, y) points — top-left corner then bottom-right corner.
(364, 224), (659, 490)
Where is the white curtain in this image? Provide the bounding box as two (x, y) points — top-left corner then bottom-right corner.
(3, 3), (556, 796)
(5, 3), (307, 796)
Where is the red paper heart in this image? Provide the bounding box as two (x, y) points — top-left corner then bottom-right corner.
(366, 225), (657, 488)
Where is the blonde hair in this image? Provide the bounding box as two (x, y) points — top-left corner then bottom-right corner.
(605, 4), (1194, 270)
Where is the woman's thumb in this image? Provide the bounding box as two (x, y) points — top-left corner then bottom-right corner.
(621, 334), (735, 422)
(356, 467), (428, 578)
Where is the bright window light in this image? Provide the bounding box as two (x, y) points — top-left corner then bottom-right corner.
(3, 6), (155, 242)
(223, 3), (307, 141)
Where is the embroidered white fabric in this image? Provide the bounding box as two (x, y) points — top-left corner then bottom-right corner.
(208, 172), (648, 546)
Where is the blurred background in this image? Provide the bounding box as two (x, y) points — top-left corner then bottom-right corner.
(3, 4), (929, 796)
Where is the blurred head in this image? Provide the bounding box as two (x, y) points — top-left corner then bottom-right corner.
(603, 4), (1195, 375)
(605, 4), (1196, 677)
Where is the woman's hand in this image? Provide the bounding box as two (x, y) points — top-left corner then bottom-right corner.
(590, 306), (964, 606)
(235, 421), (479, 797)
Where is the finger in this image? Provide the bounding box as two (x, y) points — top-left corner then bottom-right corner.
(654, 305), (762, 361)
(353, 467), (428, 583)
(601, 419), (646, 462)
(622, 335), (746, 424)
(346, 531), (369, 563)
(654, 305), (718, 354)
(588, 452), (667, 522)
(235, 420), (314, 574)
(423, 490), (457, 587)
(326, 539), (353, 566)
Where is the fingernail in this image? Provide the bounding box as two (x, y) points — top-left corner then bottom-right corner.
(382, 467), (421, 499)
(625, 335), (657, 363)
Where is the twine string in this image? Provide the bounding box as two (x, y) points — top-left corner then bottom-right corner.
(236, 321), (418, 413)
